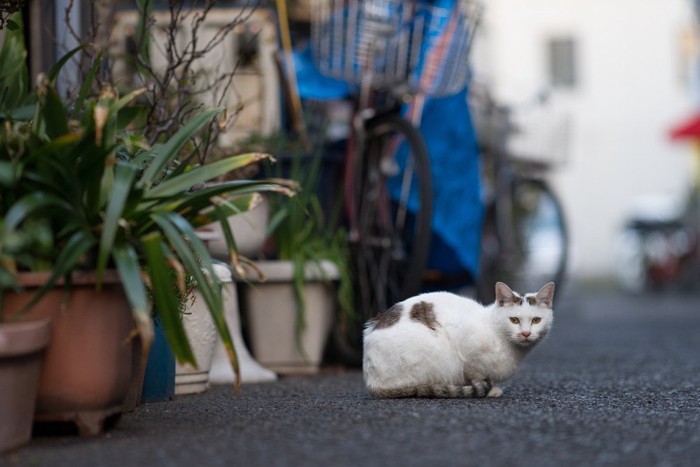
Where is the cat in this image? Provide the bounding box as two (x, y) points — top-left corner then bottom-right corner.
(363, 282), (555, 398)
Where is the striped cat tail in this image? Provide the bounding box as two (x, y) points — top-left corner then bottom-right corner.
(369, 381), (492, 399)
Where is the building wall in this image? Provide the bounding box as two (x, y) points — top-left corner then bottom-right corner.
(472, 0), (697, 278)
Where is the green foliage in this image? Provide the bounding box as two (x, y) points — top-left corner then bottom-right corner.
(0, 21), (298, 388)
(0, 12), (31, 119)
(256, 133), (354, 353)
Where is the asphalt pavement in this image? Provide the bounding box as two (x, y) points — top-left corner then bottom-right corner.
(2, 282), (700, 467)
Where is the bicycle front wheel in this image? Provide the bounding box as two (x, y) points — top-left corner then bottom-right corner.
(341, 113), (430, 313)
(478, 177), (567, 302)
(333, 114), (433, 365)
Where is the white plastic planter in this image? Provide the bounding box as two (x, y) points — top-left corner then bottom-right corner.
(174, 265), (232, 395)
(203, 195), (269, 259)
(208, 265), (277, 384)
(239, 260), (338, 375)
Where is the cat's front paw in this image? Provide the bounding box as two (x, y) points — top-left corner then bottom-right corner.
(487, 386), (503, 398)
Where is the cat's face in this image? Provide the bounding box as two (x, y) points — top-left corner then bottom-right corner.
(495, 282), (555, 347)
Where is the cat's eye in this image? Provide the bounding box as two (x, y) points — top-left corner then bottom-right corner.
(509, 317), (520, 324)
(532, 317), (542, 324)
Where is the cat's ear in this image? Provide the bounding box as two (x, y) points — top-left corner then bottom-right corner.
(495, 282), (515, 307)
(535, 282), (556, 308)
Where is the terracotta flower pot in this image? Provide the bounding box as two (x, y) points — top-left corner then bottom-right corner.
(5, 271), (138, 436)
(0, 318), (52, 453)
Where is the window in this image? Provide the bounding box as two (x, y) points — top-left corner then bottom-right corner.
(548, 37), (577, 88)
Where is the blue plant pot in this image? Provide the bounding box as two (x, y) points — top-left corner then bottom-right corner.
(141, 318), (175, 403)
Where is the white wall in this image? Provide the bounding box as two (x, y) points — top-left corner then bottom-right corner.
(472, 0), (697, 277)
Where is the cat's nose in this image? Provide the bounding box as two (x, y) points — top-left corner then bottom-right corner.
(521, 331), (531, 338)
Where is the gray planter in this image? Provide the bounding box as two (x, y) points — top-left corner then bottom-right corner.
(240, 260), (338, 375)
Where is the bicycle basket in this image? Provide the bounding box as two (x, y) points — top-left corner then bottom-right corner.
(311, 0), (482, 96)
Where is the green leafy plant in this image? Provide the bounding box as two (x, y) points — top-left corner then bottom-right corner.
(0, 17), (297, 388)
(0, 1), (23, 31)
(0, 11), (31, 119)
(253, 133), (354, 353)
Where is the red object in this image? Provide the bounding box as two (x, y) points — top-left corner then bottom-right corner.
(669, 113), (700, 140)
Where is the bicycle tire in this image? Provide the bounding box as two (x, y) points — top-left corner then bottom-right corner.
(333, 113), (433, 364)
(477, 177), (567, 303)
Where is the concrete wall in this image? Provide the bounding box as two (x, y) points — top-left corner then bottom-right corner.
(471, 0), (697, 277)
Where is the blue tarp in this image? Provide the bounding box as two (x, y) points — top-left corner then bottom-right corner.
(292, 46), (350, 100)
(397, 89), (482, 280)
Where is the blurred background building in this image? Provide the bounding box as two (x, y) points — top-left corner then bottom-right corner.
(470, 0), (698, 279)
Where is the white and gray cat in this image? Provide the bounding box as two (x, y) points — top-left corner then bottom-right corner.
(363, 282), (555, 398)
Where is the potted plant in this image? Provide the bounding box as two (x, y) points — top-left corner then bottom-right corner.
(0, 15), (54, 451)
(0, 18), (296, 434)
(237, 135), (353, 375)
(0, 219), (53, 452)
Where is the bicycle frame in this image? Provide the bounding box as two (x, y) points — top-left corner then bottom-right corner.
(472, 85), (568, 301)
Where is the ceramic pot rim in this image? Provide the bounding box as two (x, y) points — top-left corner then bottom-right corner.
(0, 317), (52, 356)
(13, 270), (122, 288)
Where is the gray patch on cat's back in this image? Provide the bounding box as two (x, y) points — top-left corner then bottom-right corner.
(371, 303), (403, 329)
(410, 301), (439, 330)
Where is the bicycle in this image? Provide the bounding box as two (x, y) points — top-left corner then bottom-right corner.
(308, 0), (482, 361)
(469, 85), (569, 303)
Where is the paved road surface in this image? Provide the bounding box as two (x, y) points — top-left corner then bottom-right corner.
(3, 284), (700, 467)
